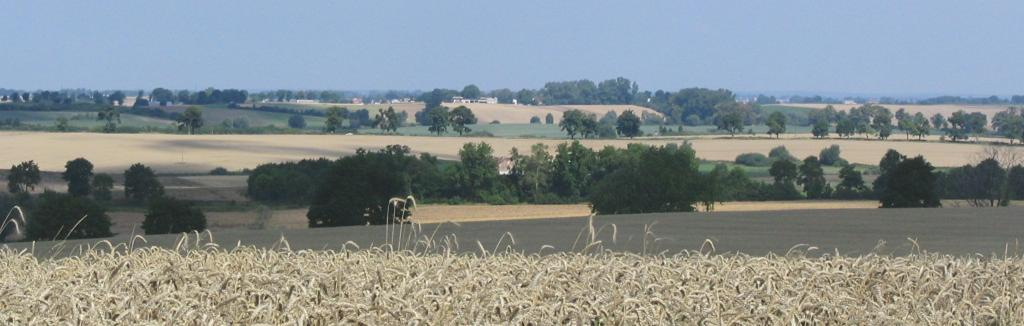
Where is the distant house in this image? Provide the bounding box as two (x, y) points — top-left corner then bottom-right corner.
(295, 99), (318, 104)
(843, 100), (858, 105)
(497, 157), (515, 175)
(449, 96), (497, 104)
(351, 97), (363, 104)
(474, 97), (498, 104)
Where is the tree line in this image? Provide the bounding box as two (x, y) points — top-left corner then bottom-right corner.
(244, 141), (1024, 227)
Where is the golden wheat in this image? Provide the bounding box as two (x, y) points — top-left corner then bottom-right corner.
(1, 235), (1023, 324)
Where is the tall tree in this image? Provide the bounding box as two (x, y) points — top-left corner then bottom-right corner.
(150, 88), (175, 106)
(372, 107), (401, 133)
(7, 161), (41, 194)
(559, 110), (587, 139)
(873, 149), (907, 198)
(63, 158), (94, 197)
(931, 113), (947, 130)
(797, 156), (828, 199)
(766, 111), (787, 138)
(449, 106), (477, 136)
(96, 106), (121, 133)
(871, 107), (893, 140)
(124, 163), (164, 201)
(615, 110), (642, 138)
(324, 106), (347, 133)
(879, 156), (940, 208)
(427, 106), (450, 135)
(834, 164), (867, 199)
(460, 85), (482, 99)
(176, 106), (204, 134)
(993, 107), (1024, 144)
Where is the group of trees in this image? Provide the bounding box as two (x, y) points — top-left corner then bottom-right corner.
(415, 105), (478, 136)
(416, 77), (641, 107)
(2, 158), (204, 241)
(802, 104), (1008, 143)
(242, 140), (1013, 228)
(556, 109), (643, 139)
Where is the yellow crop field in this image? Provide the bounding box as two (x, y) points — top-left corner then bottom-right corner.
(0, 240), (1021, 324)
(2, 131), (1014, 173)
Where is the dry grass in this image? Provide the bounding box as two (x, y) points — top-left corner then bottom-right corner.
(1, 233), (1023, 324)
(3, 131), (1015, 173)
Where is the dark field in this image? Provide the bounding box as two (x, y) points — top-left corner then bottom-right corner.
(8, 206), (1024, 257)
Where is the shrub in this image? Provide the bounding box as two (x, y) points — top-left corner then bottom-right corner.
(209, 167), (229, 175)
(288, 114), (307, 129)
(26, 192), (112, 240)
(768, 146), (797, 162)
(734, 153), (770, 166)
(530, 116), (542, 124)
(142, 197), (206, 235)
(124, 163), (164, 201)
(490, 120), (501, 124)
(819, 145), (842, 166)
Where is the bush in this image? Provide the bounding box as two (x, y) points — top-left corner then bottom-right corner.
(142, 197), (206, 235)
(768, 146), (796, 162)
(209, 167), (229, 175)
(530, 116), (542, 124)
(490, 120), (501, 124)
(819, 145), (842, 166)
(734, 153), (771, 166)
(124, 163), (164, 201)
(26, 192), (112, 240)
(288, 114), (307, 129)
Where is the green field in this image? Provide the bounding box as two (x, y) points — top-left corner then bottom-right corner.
(2, 104), (813, 137)
(0, 111), (174, 129)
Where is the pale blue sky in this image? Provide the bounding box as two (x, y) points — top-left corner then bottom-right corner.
(2, 1), (1022, 95)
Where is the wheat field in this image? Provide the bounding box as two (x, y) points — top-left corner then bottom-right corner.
(1, 237), (1022, 324)
(2, 131), (1013, 173)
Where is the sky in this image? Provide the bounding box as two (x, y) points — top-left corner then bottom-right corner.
(2, 1), (1022, 96)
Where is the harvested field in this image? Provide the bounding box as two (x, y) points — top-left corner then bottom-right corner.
(2, 131), (1015, 173)
(1, 243), (1022, 324)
